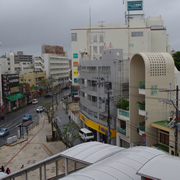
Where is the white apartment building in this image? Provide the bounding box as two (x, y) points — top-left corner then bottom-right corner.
(116, 52), (175, 153)
(34, 52), (69, 87)
(0, 51), (33, 74)
(71, 15), (170, 89)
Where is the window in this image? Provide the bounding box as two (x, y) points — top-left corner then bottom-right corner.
(99, 34), (104, 43)
(71, 33), (77, 41)
(8, 63), (10, 65)
(21, 79), (23, 81)
(131, 32), (143, 37)
(93, 35), (97, 42)
(8, 68), (10, 70)
(160, 131), (169, 146)
(29, 79), (31, 81)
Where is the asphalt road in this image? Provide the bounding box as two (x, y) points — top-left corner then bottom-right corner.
(0, 88), (71, 146)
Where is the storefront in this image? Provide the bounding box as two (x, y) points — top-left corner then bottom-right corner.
(80, 112), (116, 143)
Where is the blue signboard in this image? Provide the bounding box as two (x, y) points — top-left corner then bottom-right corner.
(74, 78), (78, 83)
(73, 53), (78, 58)
(128, 1), (143, 11)
(71, 91), (78, 94)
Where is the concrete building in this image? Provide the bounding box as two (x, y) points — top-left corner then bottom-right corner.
(0, 51), (33, 74)
(116, 52), (175, 153)
(71, 16), (170, 90)
(79, 49), (129, 144)
(34, 49), (69, 88)
(19, 70), (46, 87)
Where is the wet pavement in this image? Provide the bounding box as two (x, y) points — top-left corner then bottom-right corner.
(0, 112), (67, 179)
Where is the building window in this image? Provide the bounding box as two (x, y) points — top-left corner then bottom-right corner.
(21, 79), (23, 81)
(159, 131), (169, 146)
(8, 68), (10, 70)
(71, 33), (77, 41)
(8, 63), (10, 65)
(99, 34), (104, 43)
(29, 79), (31, 81)
(131, 32), (143, 37)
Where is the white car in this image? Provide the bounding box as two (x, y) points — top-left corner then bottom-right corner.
(37, 106), (43, 113)
(32, 99), (38, 104)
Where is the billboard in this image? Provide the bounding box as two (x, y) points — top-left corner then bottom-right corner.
(73, 61), (78, 67)
(42, 45), (64, 55)
(127, 1), (143, 11)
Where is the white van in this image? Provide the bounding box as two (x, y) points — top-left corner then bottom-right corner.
(79, 128), (94, 141)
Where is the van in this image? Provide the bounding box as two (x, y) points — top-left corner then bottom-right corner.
(79, 128), (94, 141)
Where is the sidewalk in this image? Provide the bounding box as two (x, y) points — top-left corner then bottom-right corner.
(0, 114), (67, 179)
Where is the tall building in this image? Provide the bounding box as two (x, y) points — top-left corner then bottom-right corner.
(79, 49), (129, 144)
(34, 45), (69, 88)
(116, 52), (175, 152)
(71, 1), (170, 92)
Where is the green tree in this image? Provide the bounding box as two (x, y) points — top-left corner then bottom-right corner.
(62, 121), (80, 147)
(173, 51), (180, 71)
(116, 98), (129, 110)
(42, 102), (56, 138)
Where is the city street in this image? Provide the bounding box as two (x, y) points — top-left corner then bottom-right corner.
(0, 88), (71, 146)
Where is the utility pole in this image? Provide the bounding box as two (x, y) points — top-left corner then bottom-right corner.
(107, 84), (111, 144)
(175, 85), (179, 156)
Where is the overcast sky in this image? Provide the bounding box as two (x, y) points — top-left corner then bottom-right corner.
(0, 0), (179, 58)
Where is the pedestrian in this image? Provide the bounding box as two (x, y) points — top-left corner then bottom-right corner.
(21, 165), (24, 169)
(1, 166), (4, 172)
(6, 167), (10, 174)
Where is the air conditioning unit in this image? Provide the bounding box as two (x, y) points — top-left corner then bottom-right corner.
(168, 117), (173, 121)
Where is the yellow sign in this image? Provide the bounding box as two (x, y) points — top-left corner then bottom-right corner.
(73, 70), (78, 75)
(80, 113), (116, 138)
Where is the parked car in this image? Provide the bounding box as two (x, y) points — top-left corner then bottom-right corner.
(79, 128), (94, 141)
(32, 99), (38, 104)
(23, 114), (32, 121)
(0, 128), (9, 137)
(37, 106), (43, 113)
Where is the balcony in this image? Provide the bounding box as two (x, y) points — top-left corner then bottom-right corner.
(138, 103), (145, 116)
(138, 81), (145, 95)
(138, 122), (145, 135)
(118, 109), (129, 121)
(117, 127), (126, 136)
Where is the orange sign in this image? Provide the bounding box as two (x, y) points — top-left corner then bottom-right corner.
(73, 61), (78, 67)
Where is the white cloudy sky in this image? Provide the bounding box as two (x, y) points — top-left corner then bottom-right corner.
(0, 0), (179, 58)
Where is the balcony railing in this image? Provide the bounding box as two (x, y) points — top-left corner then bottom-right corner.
(138, 104), (145, 111)
(138, 123), (145, 132)
(119, 109), (129, 118)
(138, 81), (145, 89)
(117, 127), (126, 135)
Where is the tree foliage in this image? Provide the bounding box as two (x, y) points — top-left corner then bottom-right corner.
(62, 121), (80, 147)
(42, 102), (56, 138)
(173, 51), (180, 71)
(116, 98), (129, 110)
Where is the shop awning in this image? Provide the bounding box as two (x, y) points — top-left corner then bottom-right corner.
(6, 93), (24, 102)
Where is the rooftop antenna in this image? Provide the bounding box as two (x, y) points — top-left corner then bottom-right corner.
(98, 21), (105, 32)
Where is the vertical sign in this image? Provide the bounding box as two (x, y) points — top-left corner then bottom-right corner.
(142, 134), (146, 146)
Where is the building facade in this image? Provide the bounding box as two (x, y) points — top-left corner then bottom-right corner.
(0, 51), (33, 74)
(116, 52), (175, 152)
(79, 49), (129, 144)
(34, 46), (69, 88)
(19, 70), (46, 87)
(71, 16), (170, 92)
(1, 74), (24, 112)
